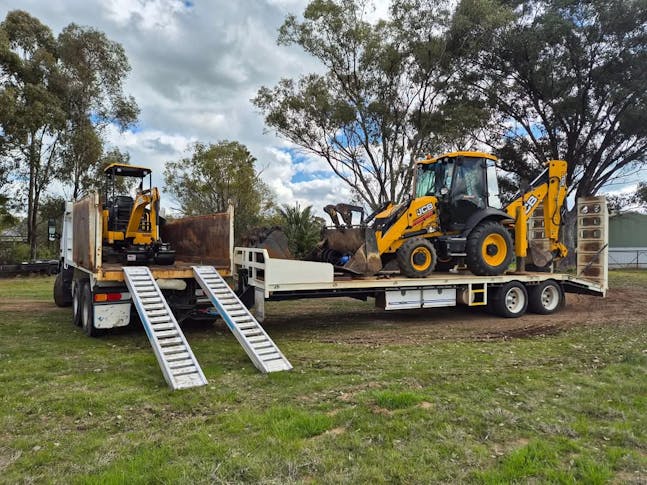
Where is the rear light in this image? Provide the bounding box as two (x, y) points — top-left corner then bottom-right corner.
(94, 292), (125, 302)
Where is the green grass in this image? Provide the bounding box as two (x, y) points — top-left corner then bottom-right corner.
(0, 272), (645, 483)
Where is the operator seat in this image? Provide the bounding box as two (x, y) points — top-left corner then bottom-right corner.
(107, 195), (134, 232)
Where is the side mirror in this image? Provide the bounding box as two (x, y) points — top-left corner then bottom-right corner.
(47, 218), (57, 242)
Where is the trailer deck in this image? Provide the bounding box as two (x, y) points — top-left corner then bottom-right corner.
(98, 261), (231, 282)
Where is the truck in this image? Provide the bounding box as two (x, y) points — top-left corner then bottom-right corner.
(54, 187), (608, 391)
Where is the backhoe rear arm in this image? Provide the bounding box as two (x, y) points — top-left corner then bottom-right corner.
(505, 160), (568, 261)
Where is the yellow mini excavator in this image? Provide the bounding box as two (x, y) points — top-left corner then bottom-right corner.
(318, 151), (568, 277)
(101, 163), (175, 265)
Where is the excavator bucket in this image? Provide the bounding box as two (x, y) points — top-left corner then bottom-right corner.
(528, 241), (553, 269)
(343, 228), (382, 275)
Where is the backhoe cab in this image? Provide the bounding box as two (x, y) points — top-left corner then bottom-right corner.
(319, 151), (568, 277)
(102, 163), (175, 265)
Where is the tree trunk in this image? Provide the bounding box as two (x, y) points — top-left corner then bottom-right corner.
(559, 206), (577, 270)
(27, 141), (37, 261)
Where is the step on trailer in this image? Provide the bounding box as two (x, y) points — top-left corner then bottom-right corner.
(234, 197), (608, 322)
(54, 193), (291, 390)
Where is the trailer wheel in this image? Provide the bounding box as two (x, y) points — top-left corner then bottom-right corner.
(466, 221), (513, 276)
(397, 237), (437, 277)
(72, 282), (83, 326)
(527, 280), (563, 314)
(81, 282), (101, 337)
(488, 281), (528, 318)
(53, 271), (72, 307)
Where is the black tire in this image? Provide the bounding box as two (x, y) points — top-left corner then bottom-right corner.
(53, 272), (72, 307)
(81, 282), (101, 337)
(396, 237), (437, 277)
(466, 221), (514, 276)
(488, 281), (528, 318)
(527, 280), (563, 315)
(72, 282), (83, 327)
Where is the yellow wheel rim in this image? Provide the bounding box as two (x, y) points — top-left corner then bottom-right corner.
(411, 246), (432, 271)
(482, 233), (507, 266)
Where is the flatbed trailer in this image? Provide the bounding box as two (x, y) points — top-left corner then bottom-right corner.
(234, 197), (608, 321)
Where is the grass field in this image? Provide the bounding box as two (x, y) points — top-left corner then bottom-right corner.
(0, 272), (646, 483)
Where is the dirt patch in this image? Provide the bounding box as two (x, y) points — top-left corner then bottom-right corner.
(261, 287), (647, 345)
(0, 299), (59, 312)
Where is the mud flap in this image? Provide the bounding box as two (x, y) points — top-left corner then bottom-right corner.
(344, 228), (382, 275)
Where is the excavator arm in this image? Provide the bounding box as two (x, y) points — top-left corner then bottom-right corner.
(125, 187), (160, 245)
(505, 160), (568, 269)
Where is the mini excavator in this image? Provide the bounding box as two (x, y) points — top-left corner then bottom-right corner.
(101, 163), (175, 265)
(318, 151), (568, 277)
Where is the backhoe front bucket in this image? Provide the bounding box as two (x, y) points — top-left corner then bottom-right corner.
(344, 228), (382, 275)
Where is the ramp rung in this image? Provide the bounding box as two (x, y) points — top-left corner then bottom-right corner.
(123, 266), (207, 390)
(253, 343), (274, 350)
(172, 366), (198, 376)
(166, 352), (191, 361)
(228, 310), (247, 317)
(156, 330), (179, 338)
(162, 344), (187, 354)
(141, 296), (162, 305)
(143, 303), (165, 310)
(169, 359), (195, 369)
(192, 265), (292, 374)
(147, 309), (169, 317)
(159, 337), (183, 346)
(150, 316), (172, 324)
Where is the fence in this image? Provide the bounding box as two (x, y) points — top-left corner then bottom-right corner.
(608, 248), (647, 269)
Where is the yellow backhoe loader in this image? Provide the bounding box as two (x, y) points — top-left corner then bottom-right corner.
(101, 163), (175, 265)
(318, 151), (568, 277)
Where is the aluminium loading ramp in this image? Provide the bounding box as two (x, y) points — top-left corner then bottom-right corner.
(123, 266), (208, 390)
(192, 265), (292, 373)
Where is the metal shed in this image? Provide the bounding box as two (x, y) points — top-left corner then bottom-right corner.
(608, 212), (647, 268)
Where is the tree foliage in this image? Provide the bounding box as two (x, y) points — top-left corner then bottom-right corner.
(449, 0), (647, 201)
(254, 0), (488, 210)
(606, 182), (647, 212)
(57, 23), (138, 199)
(0, 10), (65, 259)
(164, 141), (275, 239)
(0, 10), (138, 258)
(277, 203), (323, 258)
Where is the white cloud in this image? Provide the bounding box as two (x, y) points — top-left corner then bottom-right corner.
(1, 0), (387, 218)
(103, 0), (189, 34)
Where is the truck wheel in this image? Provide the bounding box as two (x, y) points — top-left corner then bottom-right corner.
(527, 280), (563, 314)
(466, 221), (513, 276)
(488, 281), (528, 318)
(72, 282), (83, 327)
(397, 238), (437, 277)
(81, 282), (101, 337)
(53, 272), (72, 307)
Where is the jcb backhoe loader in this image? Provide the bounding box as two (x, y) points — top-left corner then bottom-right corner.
(101, 163), (175, 265)
(318, 151), (568, 277)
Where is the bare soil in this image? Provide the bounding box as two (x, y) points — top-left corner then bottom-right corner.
(261, 287), (647, 345)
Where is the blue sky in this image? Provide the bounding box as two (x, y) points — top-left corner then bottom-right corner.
(0, 0), (389, 214)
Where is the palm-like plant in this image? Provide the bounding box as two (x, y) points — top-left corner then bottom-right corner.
(278, 203), (322, 259)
